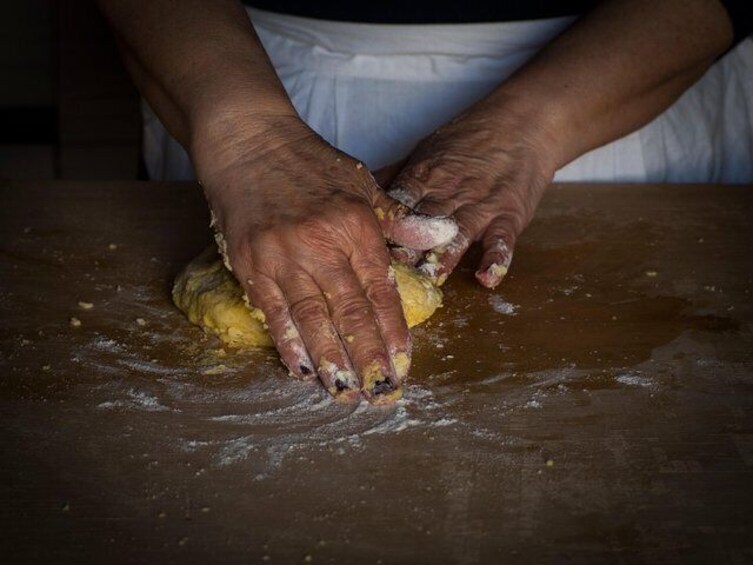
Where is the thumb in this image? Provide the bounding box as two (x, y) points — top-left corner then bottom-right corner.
(372, 159), (406, 187)
(372, 189), (458, 251)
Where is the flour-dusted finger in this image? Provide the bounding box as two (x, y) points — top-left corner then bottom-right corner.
(351, 234), (412, 388)
(241, 273), (315, 380)
(417, 201), (501, 285)
(385, 177), (423, 209)
(476, 218), (517, 289)
(372, 190), (458, 251)
(279, 269), (360, 402)
(414, 196), (459, 219)
(417, 228), (471, 287)
(317, 258), (403, 405)
(389, 244), (422, 266)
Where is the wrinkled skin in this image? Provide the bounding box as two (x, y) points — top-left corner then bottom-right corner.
(377, 105), (558, 289)
(194, 117), (457, 404)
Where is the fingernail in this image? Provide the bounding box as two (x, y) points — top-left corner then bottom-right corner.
(280, 332), (316, 381)
(361, 360), (402, 405)
(476, 262), (508, 288)
(390, 350), (411, 382)
(319, 358), (360, 401)
(387, 186), (418, 208)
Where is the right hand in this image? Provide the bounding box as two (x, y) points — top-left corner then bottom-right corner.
(192, 117), (457, 404)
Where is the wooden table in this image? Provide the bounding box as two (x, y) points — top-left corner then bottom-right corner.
(1, 181), (752, 564)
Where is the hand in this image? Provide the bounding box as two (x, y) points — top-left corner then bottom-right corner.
(193, 117), (457, 404)
(378, 105), (557, 288)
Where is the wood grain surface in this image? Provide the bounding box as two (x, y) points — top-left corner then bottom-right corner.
(1, 181), (752, 564)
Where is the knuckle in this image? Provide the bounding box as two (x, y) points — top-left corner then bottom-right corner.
(289, 295), (328, 323)
(453, 208), (486, 242)
(251, 226), (284, 252)
(364, 278), (400, 307)
(299, 200), (376, 246)
(490, 206), (527, 238)
(331, 293), (372, 325)
(261, 300), (288, 325)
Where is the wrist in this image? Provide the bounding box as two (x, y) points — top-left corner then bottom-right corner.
(470, 85), (573, 175)
(190, 105), (309, 189)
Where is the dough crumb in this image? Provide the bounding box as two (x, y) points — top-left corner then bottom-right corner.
(488, 263), (508, 279)
(135, 318), (147, 327)
(645, 270), (658, 277)
(108, 243), (118, 250)
(77, 301), (94, 310)
(392, 351), (410, 380)
(69, 317), (82, 328)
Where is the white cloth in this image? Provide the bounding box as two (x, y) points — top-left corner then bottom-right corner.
(142, 7), (753, 183)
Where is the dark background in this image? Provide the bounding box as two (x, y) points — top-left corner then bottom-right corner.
(0, 1), (140, 181)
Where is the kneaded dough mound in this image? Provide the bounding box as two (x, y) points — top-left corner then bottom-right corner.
(173, 246), (442, 349)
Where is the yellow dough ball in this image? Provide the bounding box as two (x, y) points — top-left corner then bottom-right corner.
(172, 246), (442, 349)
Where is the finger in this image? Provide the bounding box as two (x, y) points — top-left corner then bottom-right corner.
(385, 175), (423, 209)
(372, 189), (458, 251)
(242, 273), (316, 381)
(317, 258), (405, 405)
(417, 230), (471, 287)
(475, 217), (517, 289)
(280, 270), (361, 402)
(414, 196), (458, 218)
(389, 244), (422, 266)
(416, 204), (487, 285)
(351, 232), (413, 387)
(385, 158), (461, 210)
(373, 159), (407, 187)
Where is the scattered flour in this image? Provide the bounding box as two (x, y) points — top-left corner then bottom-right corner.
(79, 324), (558, 479)
(489, 295), (518, 316)
(615, 373), (655, 388)
(97, 389), (170, 412)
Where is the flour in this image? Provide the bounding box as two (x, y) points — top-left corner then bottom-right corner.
(97, 389), (170, 412)
(83, 320), (466, 475)
(488, 295), (518, 315)
(81, 296), (588, 481)
(615, 373), (655, 388)
(399, 214), (458, 249)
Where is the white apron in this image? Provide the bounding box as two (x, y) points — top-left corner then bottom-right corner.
(142, 7), (753, 183)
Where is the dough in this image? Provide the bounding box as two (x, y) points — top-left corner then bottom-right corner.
(172, 246), (442, 349)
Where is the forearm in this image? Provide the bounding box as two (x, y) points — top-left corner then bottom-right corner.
(477, 0), (734, 171)
(97, 0), (297, 152)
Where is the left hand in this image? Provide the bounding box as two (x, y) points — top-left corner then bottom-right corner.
(376, 104), (557, 288)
